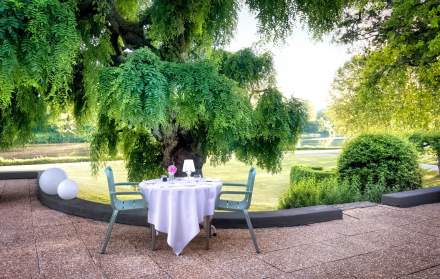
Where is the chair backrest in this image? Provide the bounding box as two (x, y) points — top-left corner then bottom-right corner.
(104, 166), (117, 209)
(244, 167), (256, 208)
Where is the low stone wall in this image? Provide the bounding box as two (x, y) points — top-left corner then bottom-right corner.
(382, 186), (440, 208)
(37, 187), (343, 228)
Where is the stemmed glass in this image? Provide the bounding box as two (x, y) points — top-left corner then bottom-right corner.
(193, 169), (202, 182)
(182, 160), (195, 179)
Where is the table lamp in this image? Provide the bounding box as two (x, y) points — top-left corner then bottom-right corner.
(182, 159), (195, 178)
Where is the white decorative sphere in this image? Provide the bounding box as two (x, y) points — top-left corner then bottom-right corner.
(57, 179), (78, 200)
(39, 168), (67, 195)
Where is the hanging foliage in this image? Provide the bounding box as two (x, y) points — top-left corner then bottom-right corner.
(88, 46), (309, 179)
(3, 0), (349, 177)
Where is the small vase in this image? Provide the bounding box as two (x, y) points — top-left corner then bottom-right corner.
(168, 173), (174, 181)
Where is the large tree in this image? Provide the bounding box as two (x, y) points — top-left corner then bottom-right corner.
(328, 0), (440, 134)
(1, 0), (347, 178)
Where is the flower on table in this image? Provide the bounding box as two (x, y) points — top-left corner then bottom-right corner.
(167, 165), (177, 174)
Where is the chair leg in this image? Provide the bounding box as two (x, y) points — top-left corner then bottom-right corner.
(100, 210), (118, 254)
(243, 209), (260, 253)
(204, 215), (211, 250)
(210, 224), (217, 237)
(150, 224), (157, 251)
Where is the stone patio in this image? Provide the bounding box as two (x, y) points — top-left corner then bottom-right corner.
(1, 179), (440, 279)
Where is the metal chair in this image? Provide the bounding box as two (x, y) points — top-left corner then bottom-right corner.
(100, 166), (148, 254)
(215, 167), (260, 253)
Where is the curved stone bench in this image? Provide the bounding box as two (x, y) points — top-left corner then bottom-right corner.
(37, 188), (342, 228)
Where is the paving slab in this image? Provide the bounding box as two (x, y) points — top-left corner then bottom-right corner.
(400, 265), (440, 279)
(1, 179), (440, 279)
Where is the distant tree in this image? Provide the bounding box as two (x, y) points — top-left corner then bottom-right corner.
(316, 110), (335, 137)
(303, 121), (320, 134)
(328, 0), (440, 134)
(303, 109), (335, 137)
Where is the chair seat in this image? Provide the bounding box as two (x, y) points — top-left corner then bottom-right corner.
(216, 199), (247, 211)
(114, 199), (147, 211)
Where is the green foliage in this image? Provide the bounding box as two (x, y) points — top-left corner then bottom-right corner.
(303, 121), (320, 134)
(303, 110), (335, 137)
(329, 0), (440, 134)
(216, 48), (275, 93)
(123, 132), (164, 181)
(290, 165), (335, 184)
(0, 0), (80, 106)
(409, 131), (440, 156)
(146, 0), (348, 58)
(364, 175), (387, 203)
(115, 0), (140, 22)
(0, 0), (80, 147)
(409, 131), (440, 174)
(338, 134), (422, 193)
(279, 177), (320, 208)
(97, 48), (169, 130)
(31, 130), (88, 144)
(320, 177), (362, 205)
(2, 0), (339, 178)
(147, 0), (239, 60)
(278, 176), (362, 209)
(245, 0), (347, 40)
(91, 48), (306, 177)
(0, 89), (47, 149)
(235, 88), (307, 172)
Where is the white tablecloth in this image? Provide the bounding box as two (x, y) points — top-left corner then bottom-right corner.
(139, 178), (222, 255)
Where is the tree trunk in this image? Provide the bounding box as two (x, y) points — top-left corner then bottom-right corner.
(161, 131), (206, 177)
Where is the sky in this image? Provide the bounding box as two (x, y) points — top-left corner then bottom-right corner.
(226, 7), (353, 111)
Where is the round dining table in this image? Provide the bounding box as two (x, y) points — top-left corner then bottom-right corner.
(139, 177), (222, 255)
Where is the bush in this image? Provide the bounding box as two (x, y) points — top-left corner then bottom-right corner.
(363, 175), (387, 203)
(279, 176), (362, 209)
(279, 178), (321, 209)
(290, 165), (335, 184)
(338, 133), (422, 194)
(320, 177), (362, 205)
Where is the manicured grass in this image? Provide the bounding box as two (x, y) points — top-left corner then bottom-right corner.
(0, 150), (339, 211)
(421, 170), (440, 187)
(1, 148), (436, 211)
(0, 143), (89, 159)
(0, 156), (91, 166)
(419, 153), (437, 165)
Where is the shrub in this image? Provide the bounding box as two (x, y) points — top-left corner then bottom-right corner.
(363, 175), (387, 203)
(279, 176), (362, 209)
(320, 177), (362, 205)
(279, 178), (320, 209)
(338, 133), (422, 194)
(290, 165), (335, 184)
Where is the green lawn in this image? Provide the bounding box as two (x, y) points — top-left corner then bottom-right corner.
(0, 150), (339, 211)
(2, 148), (437, 211)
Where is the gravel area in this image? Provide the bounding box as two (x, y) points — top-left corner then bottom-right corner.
(1, 179), (440, 279)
